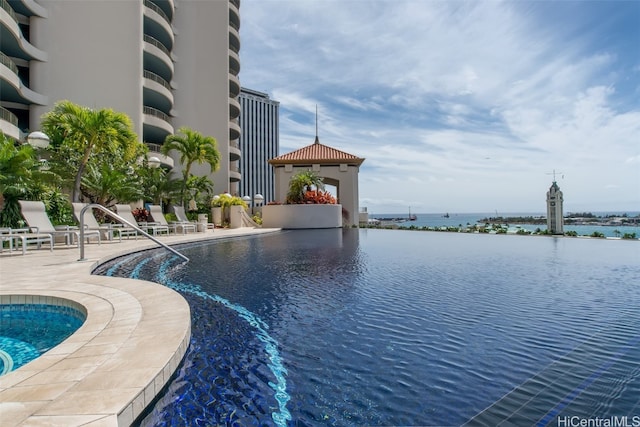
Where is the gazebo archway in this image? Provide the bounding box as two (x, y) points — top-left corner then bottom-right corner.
(268, 137), (364, 227)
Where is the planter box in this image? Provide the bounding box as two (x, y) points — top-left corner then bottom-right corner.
(211, 207), (223, 226)
(229, 205), (244, 229)
(262, 204), (342, 229)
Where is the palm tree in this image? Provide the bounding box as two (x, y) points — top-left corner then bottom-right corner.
(140, 165), (182, 207)
(286, 170), (325, 204)
(161, 127), (220, 205)
(185, 175), (214, 210)
(80, 163), (143, 210)
(41, 100), (138, 202)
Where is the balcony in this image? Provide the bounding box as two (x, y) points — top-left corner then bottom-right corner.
(229, 119), (241, 141)
(0, 106), (20, 141)
(1, 0), (47, 61)
(229, 49), (240, 76)
(143, 70), (173, 112)
(229, 0), (240, 31)
(229, 73), (240, 97)
(144, 0), (174, 51)
(8, 0), (47, 17)
(229, 140), (241, 162)
(143, 106), (174, 145)
(1, 52), (47, 105)
(229, 24), (240, 54)
(151, 0), (174, 22)
(229, 165), (241, 182)
(143, 35), (173, 81)
(229, 97), (240, 120)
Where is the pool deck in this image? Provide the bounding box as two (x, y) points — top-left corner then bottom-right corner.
(0, 227), (278, 426)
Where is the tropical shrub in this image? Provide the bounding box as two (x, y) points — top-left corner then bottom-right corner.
(286, 170), (325, 204)
(132, 208), (150, 222)
(302, 190), (336, 204)
(0, 133), (60, 227)
(285, 170), (336, 205)
(211, 193), (247, 209)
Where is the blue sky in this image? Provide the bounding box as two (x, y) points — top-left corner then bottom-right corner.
(239, 0), (640, 214)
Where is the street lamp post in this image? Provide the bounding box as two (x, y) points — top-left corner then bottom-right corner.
(253, 193), (264, 216)
(242, 195), (251, 207)
(26, 131), (50, 169)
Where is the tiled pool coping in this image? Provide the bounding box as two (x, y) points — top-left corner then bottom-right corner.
(0, 227), (279, 426)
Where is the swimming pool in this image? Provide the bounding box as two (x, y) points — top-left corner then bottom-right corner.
(95, 229), (640, 426)
(0, 299), (86, 375)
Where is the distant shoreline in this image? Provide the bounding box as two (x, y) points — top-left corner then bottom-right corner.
(479, 214), (639, 227)
(360, 224), (639, 240)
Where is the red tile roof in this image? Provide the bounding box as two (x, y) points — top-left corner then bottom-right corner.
(269, 137), (365, 166)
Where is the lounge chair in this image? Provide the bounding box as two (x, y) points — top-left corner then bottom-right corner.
(149, 205), (196, 234)
(0, 227), (53, 255)
(174, 206), (213, 232)
(114, 204), (169, 236)
(18, 200), (101, 246)
(72, 203), (138, 242)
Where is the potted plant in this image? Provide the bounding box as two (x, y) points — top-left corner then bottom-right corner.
(211, 193), (248, 228)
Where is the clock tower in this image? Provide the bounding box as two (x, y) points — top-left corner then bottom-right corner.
(546, 180), (564, 235)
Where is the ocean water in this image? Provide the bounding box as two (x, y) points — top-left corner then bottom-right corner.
(372, 212), (639, 238)
(96, 229), (640, 426)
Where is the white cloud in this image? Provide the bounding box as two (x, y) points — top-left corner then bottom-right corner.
(240, 0), (640, 213)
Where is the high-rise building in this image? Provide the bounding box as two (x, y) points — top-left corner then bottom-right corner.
(546, 180), (564, 234)
(1, 0), (241, 194)
(238, 88), (279, 203)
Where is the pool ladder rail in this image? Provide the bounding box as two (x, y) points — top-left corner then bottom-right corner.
(77, 204), (189, 262)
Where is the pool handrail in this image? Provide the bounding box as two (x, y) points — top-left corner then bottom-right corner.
(78, 204), (189, 262)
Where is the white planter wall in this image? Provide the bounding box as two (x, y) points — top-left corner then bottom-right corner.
(229, 205), (244, 229)
(262, 204), (342, 229)
(211, 207), (223, 226)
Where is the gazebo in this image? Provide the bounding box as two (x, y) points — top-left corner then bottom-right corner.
(268, 136), (365, 227)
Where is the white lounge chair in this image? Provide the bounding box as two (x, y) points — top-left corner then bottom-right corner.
(18, 200), (101, 246)
(174, 206), (213, 232)
(0, 227), (53, 255)
(114, 204), (169, 236)
(72, 203), (138, 242)
(149, 205), (196, 234)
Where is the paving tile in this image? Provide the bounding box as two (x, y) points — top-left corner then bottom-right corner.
(0, 401), (44, 427)
(18, 414), (114, 427)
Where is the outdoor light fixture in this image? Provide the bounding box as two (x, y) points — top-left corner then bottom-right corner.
(242, 195), (251, 204)
(148, 156), (161, 168)
(26, 131), (50, 149)
(252, 194), (264, 216)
